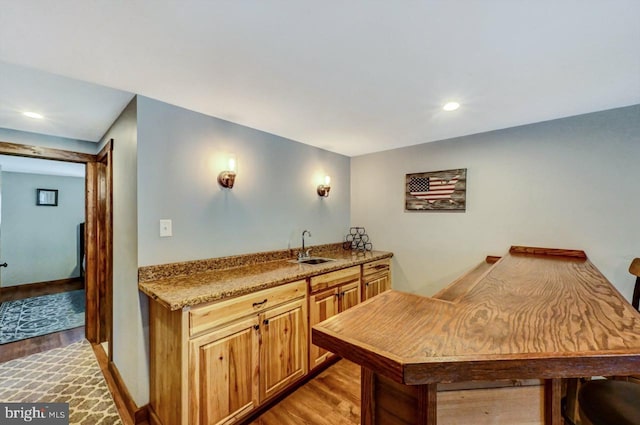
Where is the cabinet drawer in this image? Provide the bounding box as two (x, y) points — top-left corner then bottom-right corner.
(363, 259), (390, 281)
(309, 266), (360, 294)
(189, 280), (306, 337)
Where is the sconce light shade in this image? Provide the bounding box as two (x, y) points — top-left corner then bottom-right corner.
(317, 175), (331, 197)
(218, 155), (237, 189)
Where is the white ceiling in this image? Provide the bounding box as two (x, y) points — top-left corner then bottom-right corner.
(0, 155), (85, 178)
(0, 61), (133, 142)
(0, 1), (638, 157)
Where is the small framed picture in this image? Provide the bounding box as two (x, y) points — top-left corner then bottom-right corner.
(36, 189), (59, 206)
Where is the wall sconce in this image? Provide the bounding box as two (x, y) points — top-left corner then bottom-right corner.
(218, 156), (237, 189)
(317, 175), (331, 197)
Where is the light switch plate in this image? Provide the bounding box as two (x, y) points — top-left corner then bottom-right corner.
(159, 219), (172, 237)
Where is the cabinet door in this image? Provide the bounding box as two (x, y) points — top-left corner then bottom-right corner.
(260, 298), (308, 402)
(309, 288), (339, 369)
(339, 281), (361, 312)
(189, 316), (259, 425)
(364, 274), (391, 300)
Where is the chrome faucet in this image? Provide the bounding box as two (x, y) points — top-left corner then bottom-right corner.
(299, 230), (312, 259)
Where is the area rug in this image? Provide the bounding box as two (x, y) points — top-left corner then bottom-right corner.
(0, 290), (85, 344)
(0, 340), (123, 424)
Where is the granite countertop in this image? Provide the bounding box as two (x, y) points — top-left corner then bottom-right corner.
(139, 250), (393, 311)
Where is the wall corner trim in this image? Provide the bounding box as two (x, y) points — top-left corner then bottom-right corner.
(91, 343), (149, 424)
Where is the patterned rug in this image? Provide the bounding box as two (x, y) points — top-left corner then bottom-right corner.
(0, 290), (85, 344)
(0, 340), (123, 424)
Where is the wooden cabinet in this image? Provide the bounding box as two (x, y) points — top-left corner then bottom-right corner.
(148, 257), (392, 425)
(189, 316), (259, 425)
(259, 298), (307, 401)
(190, 282), (307, 424)
(308, 266), (361, 369)
(189, 296), (308, 425)
(309, 288), (339, 369)
(189, 282), (306, 338)
(362, 258), (391, 301)
(150, 280), (307, 425)
(340, 280), (361, 310)
(364, 274), (390, 300)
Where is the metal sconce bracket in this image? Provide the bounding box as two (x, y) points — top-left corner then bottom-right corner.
(317, 184), (331, 197)
(218, 171), (236, 189)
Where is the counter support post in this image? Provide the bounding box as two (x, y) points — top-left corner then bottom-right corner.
(361, 367), (374, 425)
(361, 367), (438, 424)
(419, 383), (438, 424)
(544, 378), (562, 425)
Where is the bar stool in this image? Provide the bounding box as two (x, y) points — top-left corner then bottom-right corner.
(576, 258), (640, 425)
(578, 380), (640, 425)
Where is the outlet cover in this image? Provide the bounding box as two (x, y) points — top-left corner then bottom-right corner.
(160, 219), (172, 237)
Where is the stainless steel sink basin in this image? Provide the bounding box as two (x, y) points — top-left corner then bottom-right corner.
(292, 257), (336, 265)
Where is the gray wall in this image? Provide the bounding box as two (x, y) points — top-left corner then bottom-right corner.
(0, 128), (98, 154)
(136, 96), (351, 266)
(106, 96), (351, 406)
(0, 172), (85, 287)
(351, 105), (640, 301)
(100, 98), (149, 406)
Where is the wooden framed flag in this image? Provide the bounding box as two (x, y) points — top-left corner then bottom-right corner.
(405, 169), (467, 211)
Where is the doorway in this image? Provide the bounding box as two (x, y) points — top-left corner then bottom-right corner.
(0, 140), (112, 361)
(0, 155), (86, 346)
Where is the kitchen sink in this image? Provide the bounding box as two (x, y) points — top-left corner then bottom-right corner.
(293, 257), (336, 265)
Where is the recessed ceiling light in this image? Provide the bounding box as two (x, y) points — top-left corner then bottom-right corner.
(23, 111), (44, 119)
(442, 102), (460, 112)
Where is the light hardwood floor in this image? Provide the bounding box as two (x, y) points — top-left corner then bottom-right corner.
(251, 359), (547, 425)
(250, 360), (360, 425)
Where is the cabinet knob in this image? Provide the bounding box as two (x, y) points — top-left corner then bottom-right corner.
(253, 324), (260, 331)
(263, 319), (270, 326)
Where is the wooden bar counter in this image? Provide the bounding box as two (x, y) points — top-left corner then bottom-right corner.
(312, 246), (640, 425)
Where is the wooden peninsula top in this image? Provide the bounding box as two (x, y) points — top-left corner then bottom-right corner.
(312, 246), (640, 424)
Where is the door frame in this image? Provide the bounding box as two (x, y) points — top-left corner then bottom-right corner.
(94, 140), (113, 358)
(0, 140), (111, 352)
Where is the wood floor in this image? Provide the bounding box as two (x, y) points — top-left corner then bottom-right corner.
(0, 326), (85, 363)
(250, 360), (360, 425)
(0, 280), (86, 363)
(251, 360), (547, 425)
(0, 277), (84, 302)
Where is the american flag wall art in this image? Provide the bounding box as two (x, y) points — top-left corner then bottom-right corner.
(405, 169), (467, 211)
